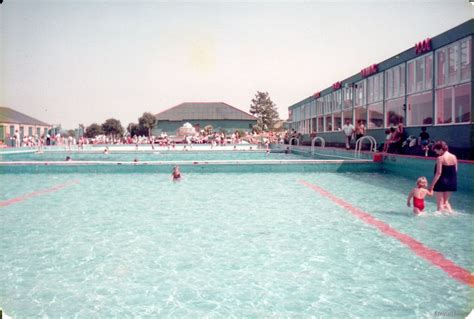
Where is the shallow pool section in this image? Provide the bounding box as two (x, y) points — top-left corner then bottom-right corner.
(1, 172), (472, 317)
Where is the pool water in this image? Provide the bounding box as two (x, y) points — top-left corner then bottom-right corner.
(1, 171), (472, 317)
(0, 150), (340, 162)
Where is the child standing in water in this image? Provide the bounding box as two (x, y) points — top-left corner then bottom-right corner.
(407, 177), (433, 214)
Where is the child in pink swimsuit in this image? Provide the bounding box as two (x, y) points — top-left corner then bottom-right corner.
(407, 177), (433, 215)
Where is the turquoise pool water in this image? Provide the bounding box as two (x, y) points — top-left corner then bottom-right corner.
(0, 150), (341, 162)
(1, 171), (472, 317)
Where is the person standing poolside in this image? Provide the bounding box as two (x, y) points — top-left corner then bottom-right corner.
(14, 130), (20, 148)
(407, 177), (433, 215)
(342, 120), (355, 150)
(355, 120), (366, 141)
(419, 127), (430, 156)
(429, 141), (457, 213)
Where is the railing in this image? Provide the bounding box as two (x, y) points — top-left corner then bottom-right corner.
(355, 136), (377, 157)
(311, 137), (326, 155)
(289, 137), (300, 149)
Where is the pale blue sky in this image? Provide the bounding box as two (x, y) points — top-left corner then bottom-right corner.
(0, 0), (472, 129)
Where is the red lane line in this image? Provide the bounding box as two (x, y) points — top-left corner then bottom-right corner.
(0, 180), (80, 207)
(299, 179), (474, 287)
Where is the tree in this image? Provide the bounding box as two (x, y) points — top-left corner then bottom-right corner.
(102, 118), (124, 141)
(85, 123), (103, 138)
(249, 91), (280, 131)
(127, 122), (140, 137)
(138, 112), (157, 137)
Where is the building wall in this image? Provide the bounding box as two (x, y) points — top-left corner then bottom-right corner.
(288, 20), (473, 157)
(0, 122), (52, 144)
(156, 120), (257, 135)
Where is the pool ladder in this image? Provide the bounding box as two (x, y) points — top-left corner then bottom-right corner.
(355, 136), (377, 157)
(311, 137), (326, 155)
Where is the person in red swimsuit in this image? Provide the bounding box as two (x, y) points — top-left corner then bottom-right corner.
(407, 177), (433, 215)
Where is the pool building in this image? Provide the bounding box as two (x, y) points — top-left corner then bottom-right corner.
(154, 102), (257, 135)
(287, 19), (473, 158)
(0, 107), (52, 145)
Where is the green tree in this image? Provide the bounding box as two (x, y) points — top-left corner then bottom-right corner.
(85, 123), (103, 138)
(249, 91), (280, 131)
(66, 129), (75, 137)
(102, 118), (124, 141)
(127, 122), (140, 137)
(138, 112), (157, 137)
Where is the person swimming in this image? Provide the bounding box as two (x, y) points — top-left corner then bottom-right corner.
(171, 165), (182, 181)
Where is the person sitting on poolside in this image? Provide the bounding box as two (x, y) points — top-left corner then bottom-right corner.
(171, 165), (182, 181)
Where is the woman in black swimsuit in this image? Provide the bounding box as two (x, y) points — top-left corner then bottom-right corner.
(429, 141), (457, 213)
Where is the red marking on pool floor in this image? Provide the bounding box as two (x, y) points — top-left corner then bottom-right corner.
(299, 179), (474, 287)
(0, 180), (80, 207)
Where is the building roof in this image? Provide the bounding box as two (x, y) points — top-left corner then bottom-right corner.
(155, 102), (257, 121)
(0, 107), (50, 126)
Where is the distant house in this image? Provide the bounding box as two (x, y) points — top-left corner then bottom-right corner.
(0, 107), (52, 143)
(154, 102), (257, 135)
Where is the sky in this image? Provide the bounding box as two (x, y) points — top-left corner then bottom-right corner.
(0, 0), (473, 129)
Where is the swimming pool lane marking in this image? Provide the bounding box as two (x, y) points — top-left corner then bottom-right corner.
(0, 180), (80, 208)
(299, 179), (474, 288)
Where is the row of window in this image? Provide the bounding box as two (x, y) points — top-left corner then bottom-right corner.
(6, 125), (48, 138)
(291, 36), (472, 131)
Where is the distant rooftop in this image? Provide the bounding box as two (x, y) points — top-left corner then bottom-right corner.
(155, 102), (257, 121)
(0, 107), (50, 126)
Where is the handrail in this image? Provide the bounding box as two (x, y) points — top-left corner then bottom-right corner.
(289, 137), (300, 149)
(355, 135), (377, 157)
(311, 136), (326, 155)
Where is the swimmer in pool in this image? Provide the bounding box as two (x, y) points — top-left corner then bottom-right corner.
(171, 165), (182, 181)
(407, 176), (433, 215)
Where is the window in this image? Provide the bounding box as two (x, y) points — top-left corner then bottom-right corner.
(333, 112), (342, 131)
(454, 83), (471, 123)
(435, 87), (453, 124)
(343, 87), (353, 109)
(354, 106), (367, 127)
(460, 37), (471, 81)
(368, 102), (384, 129)
(28, 127), (33, 136)
(317, 116), (324, 133)
(407, 91), (433, 126)
(333, 91), (342, 112)
(385, 97), (404, 127)
(385, 64), (405, 99)
(311, 118), (317, 133)
(324, 95), (332, 114)
(437, 83), (472, 124)
(354, 80), (366, 107)
(10, 125), (14, 136)
(436, 48), (447, 87)
(37, 128), (41, 136)
(437, 37), (471, 87)
(343, 109), (353, 125)
(407, 53), (433, 94)
(368, 73), (384, 104)
(448, 44), (458, 84)
(325, 115), (332, 132)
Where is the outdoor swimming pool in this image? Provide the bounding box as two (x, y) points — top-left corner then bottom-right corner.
(0, 152), (473, 317)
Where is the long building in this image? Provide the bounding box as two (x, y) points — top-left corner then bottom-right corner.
(154, 102), (257, 135)
(0, 107), (52, 144)
(288, 19), (473, 158)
